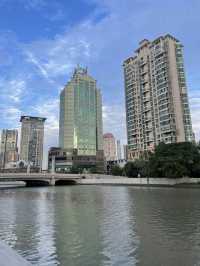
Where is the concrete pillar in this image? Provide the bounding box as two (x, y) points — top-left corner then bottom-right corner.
(49, 177), (55, 186)
(27, 162), (31, 174)
(51, 156), (55, 174)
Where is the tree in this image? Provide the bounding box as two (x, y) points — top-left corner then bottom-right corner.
(123, 159), (148, 178)
(111, 165), (123, 176)
(89, 167), (97, 174)
(124, 162), (138, 177)
(148, 142), (200, 178)
(70, 166), (80, 174)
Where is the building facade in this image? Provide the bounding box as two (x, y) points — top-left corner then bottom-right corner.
(116, 140), (122, 160)
(48, 147), (104, 173)
(123, 144), (128, 160)
(103, 133), (117, 161)
(58, 66), (104, 172)
(20, 116), (46, 168)
(123, 34), (193, 160)
(0, 129), (18, 168)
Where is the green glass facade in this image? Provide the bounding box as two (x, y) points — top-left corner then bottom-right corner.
(59, 67), (103, 156)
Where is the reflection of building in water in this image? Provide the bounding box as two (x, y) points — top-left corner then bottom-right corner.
(11, 189), (57, 264)
(98, 187), (139, 265)
(0, 195), (18, 247)
(127, 188), (200, 266)
(54, 187), (104, 265)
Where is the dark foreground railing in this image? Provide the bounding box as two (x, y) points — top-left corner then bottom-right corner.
(0, 241), (31, 266)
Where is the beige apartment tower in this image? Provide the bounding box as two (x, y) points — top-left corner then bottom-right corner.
(20, 116), (46, 168)
(123, 34), (193, 160)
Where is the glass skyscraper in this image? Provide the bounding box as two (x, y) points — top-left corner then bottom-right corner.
(59, 66), (103, 156)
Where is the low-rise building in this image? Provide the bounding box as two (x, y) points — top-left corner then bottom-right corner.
(48, 147), (105, 173)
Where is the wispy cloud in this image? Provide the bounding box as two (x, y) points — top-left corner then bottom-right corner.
(0, 78), (26, 104)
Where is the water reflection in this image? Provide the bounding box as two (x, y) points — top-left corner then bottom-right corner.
(127, 187), (200, 266)
(0, 186), (200, 266)
(98, 187), (139, 266)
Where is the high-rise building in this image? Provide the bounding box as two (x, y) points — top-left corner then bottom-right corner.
(117, 140), (122, 160)
(123, 34), (193, 160)
(103, 133), (117, 161)
(57, 66), (104, 172)
(59, 66), (103, 155)
(123, 144), (128, 161)
(0, 129), (18, 168)
(20, 116), (46, 168)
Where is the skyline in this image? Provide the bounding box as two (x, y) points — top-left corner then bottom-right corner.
(0, 0), (200, 167)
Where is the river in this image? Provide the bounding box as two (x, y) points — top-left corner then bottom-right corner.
(0, 185), (199, 266)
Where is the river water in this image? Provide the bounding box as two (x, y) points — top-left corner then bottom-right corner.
(0, 185), (200, 266)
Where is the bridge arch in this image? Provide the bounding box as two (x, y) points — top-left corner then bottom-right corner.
(23, 180), (50, 187)
(55, 179), (77, 186)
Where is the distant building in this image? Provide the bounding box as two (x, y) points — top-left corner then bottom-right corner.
(0, 129), (18, 168)
(59, 66), (104, 171)
(123, 145), (128, 160)
(123, 34), (194, 160)
(48, 147), (104, 173)
(117, 140), (122, 160)
(20, 116), (46, 169)
(103, 133), (117, 161)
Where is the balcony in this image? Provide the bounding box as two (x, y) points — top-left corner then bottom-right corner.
(141, 78), (148, 84)
(143, 106), (151, 112)
(144, 116), (152, 122)
(143, 97), (150, 103)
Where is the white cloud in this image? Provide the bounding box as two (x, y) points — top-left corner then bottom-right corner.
(23, 32), (92, 81)
(0, 106), (22, 127)
(0, 78), (26, 104)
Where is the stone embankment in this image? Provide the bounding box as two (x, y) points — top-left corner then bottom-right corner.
(77, 176), (200, 186)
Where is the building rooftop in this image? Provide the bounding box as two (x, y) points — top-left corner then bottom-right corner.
(20, 116), (47, 122)
(103, 133), (115, 139)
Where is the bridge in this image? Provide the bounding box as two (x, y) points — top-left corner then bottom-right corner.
(0, 173), (82, 187)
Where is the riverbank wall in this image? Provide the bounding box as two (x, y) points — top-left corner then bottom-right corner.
(77, 176), (200, 186)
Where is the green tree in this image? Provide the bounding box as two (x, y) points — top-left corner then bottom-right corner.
(123, 159), (148, 178)
(124, 162), (138, 177)
(148, 142), (200, 178)
(89, 167), (97, 174)
(70, 166), (80, 174)
(111, 165), (123, 176)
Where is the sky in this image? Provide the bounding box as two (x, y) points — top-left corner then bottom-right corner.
(0, 0), (200, 167)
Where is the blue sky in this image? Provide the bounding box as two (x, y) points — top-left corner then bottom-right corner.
(0, 0), (200, 166)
